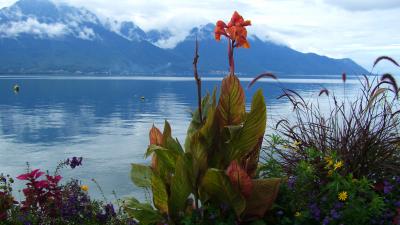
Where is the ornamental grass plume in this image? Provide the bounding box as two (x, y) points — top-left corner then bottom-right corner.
(272, 57), (400, 180)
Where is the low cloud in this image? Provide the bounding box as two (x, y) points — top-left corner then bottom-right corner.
(323, 0), (400, 11)
(0, 17), (67, 38)
(77, 26), (95, 40)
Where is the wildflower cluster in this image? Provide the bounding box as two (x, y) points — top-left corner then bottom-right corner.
(0, 174), (16, 220)
(0, 158), (134, 224)
(262, 147), (389, 225)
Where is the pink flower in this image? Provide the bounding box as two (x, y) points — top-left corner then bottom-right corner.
(46, 175), (62, 185)
(16, 169), (44, 181)
(33, 180), (49, 189)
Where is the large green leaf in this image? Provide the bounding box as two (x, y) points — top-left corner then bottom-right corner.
(123, 197), (164, 225)
(169, 154), (193, 217)
(244, 178), (281, 219)
(200, 168), (246, 216)
(185, 89), (216, 151)
(130, 163), (152, 188)
(162, 120), (172, 146)
(228, 89), (266, 162)
(216, 74), (245, 128)
(199, 106), (217, 151)
(187, 133), (208, 184)
(145, 145), (169, 158)
(151, 173), (169, 214)
(164, 137), (184, 154)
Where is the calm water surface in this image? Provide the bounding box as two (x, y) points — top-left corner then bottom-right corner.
(0, 75), (361, 200)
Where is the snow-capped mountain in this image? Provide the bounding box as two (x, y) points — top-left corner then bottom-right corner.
(0, 0), (367, 75)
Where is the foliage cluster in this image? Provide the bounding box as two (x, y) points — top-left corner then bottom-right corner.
(0, 159), (135, 225)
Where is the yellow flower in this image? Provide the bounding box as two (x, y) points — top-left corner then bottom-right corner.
(293, 140), (302, 146)
(294, 211), (301, 217)
(324, 156), (333, 167)
(81, 185), (89, 192)
(334, 161), (344, 170)
(338, 191), (348, 201)
(327, 169), (334, 177)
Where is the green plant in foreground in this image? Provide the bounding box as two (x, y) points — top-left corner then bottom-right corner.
(264, 147), (386, 225)
(125, 11), (281, 225)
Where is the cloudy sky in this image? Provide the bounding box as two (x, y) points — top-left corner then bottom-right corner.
(0, 0), (399, 73)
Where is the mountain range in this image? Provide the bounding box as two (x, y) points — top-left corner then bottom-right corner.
(0, 0), (368, 76)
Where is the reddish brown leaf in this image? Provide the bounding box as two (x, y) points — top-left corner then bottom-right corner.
(149, 125), (163, 169)
(243, 178), (281, 219)
(149, 125), (163, 145)
(226, 160), (253, 198)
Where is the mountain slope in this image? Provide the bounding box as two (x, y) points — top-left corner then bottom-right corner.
(170, 24), (367, 75)
(0, 0), (367, 75)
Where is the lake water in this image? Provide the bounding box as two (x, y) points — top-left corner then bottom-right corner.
(0, 75), (361, 201)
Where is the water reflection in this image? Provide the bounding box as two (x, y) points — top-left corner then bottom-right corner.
(0, 76), (361, 200)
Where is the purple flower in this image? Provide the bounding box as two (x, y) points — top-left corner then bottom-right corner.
(288, 176), (296, 189)
(276, 210), (284, 216)
(66, 157), (83, 169)
(322, 216), (330, 225)
(104, 203), (116, 217)
(395, 176), (400, 184)
(395, 201), (400, 208)
(309, 203), (320, 220)
(334, 202), (344, 209)
(383, 180), (394, 194)
(330, 209), (340, 219)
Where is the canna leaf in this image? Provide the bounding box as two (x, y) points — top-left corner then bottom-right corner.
(243, 178), (281, 219)
(226, 160), (253, 198)
(147, 145), (181, 183)
(151, 173), (169, 214)
(169, 154), (193, 218)
(123, 197), (164, 225)
(130, 163), (152, 188)
(216, 74), (245, 128)
(149, 125), (163, 146)
(162, 120), (172, 147)
(243, 137), (263, 177)
(228, 89), (266, 162)
(201, 168), (246, 216)
(187, 133), (208, 184)
(199, 106), (217, 149)
(149, 125), (163, 169)
(185, 92), (212, 150)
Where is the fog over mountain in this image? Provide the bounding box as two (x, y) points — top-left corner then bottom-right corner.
(0, 0), (368, 75)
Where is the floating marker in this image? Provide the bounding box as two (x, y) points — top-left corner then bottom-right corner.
(13, 84), (20, 93)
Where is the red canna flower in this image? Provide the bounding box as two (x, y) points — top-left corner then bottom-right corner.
(214, 11), (251, 75)
(214, 11), (251, 48)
